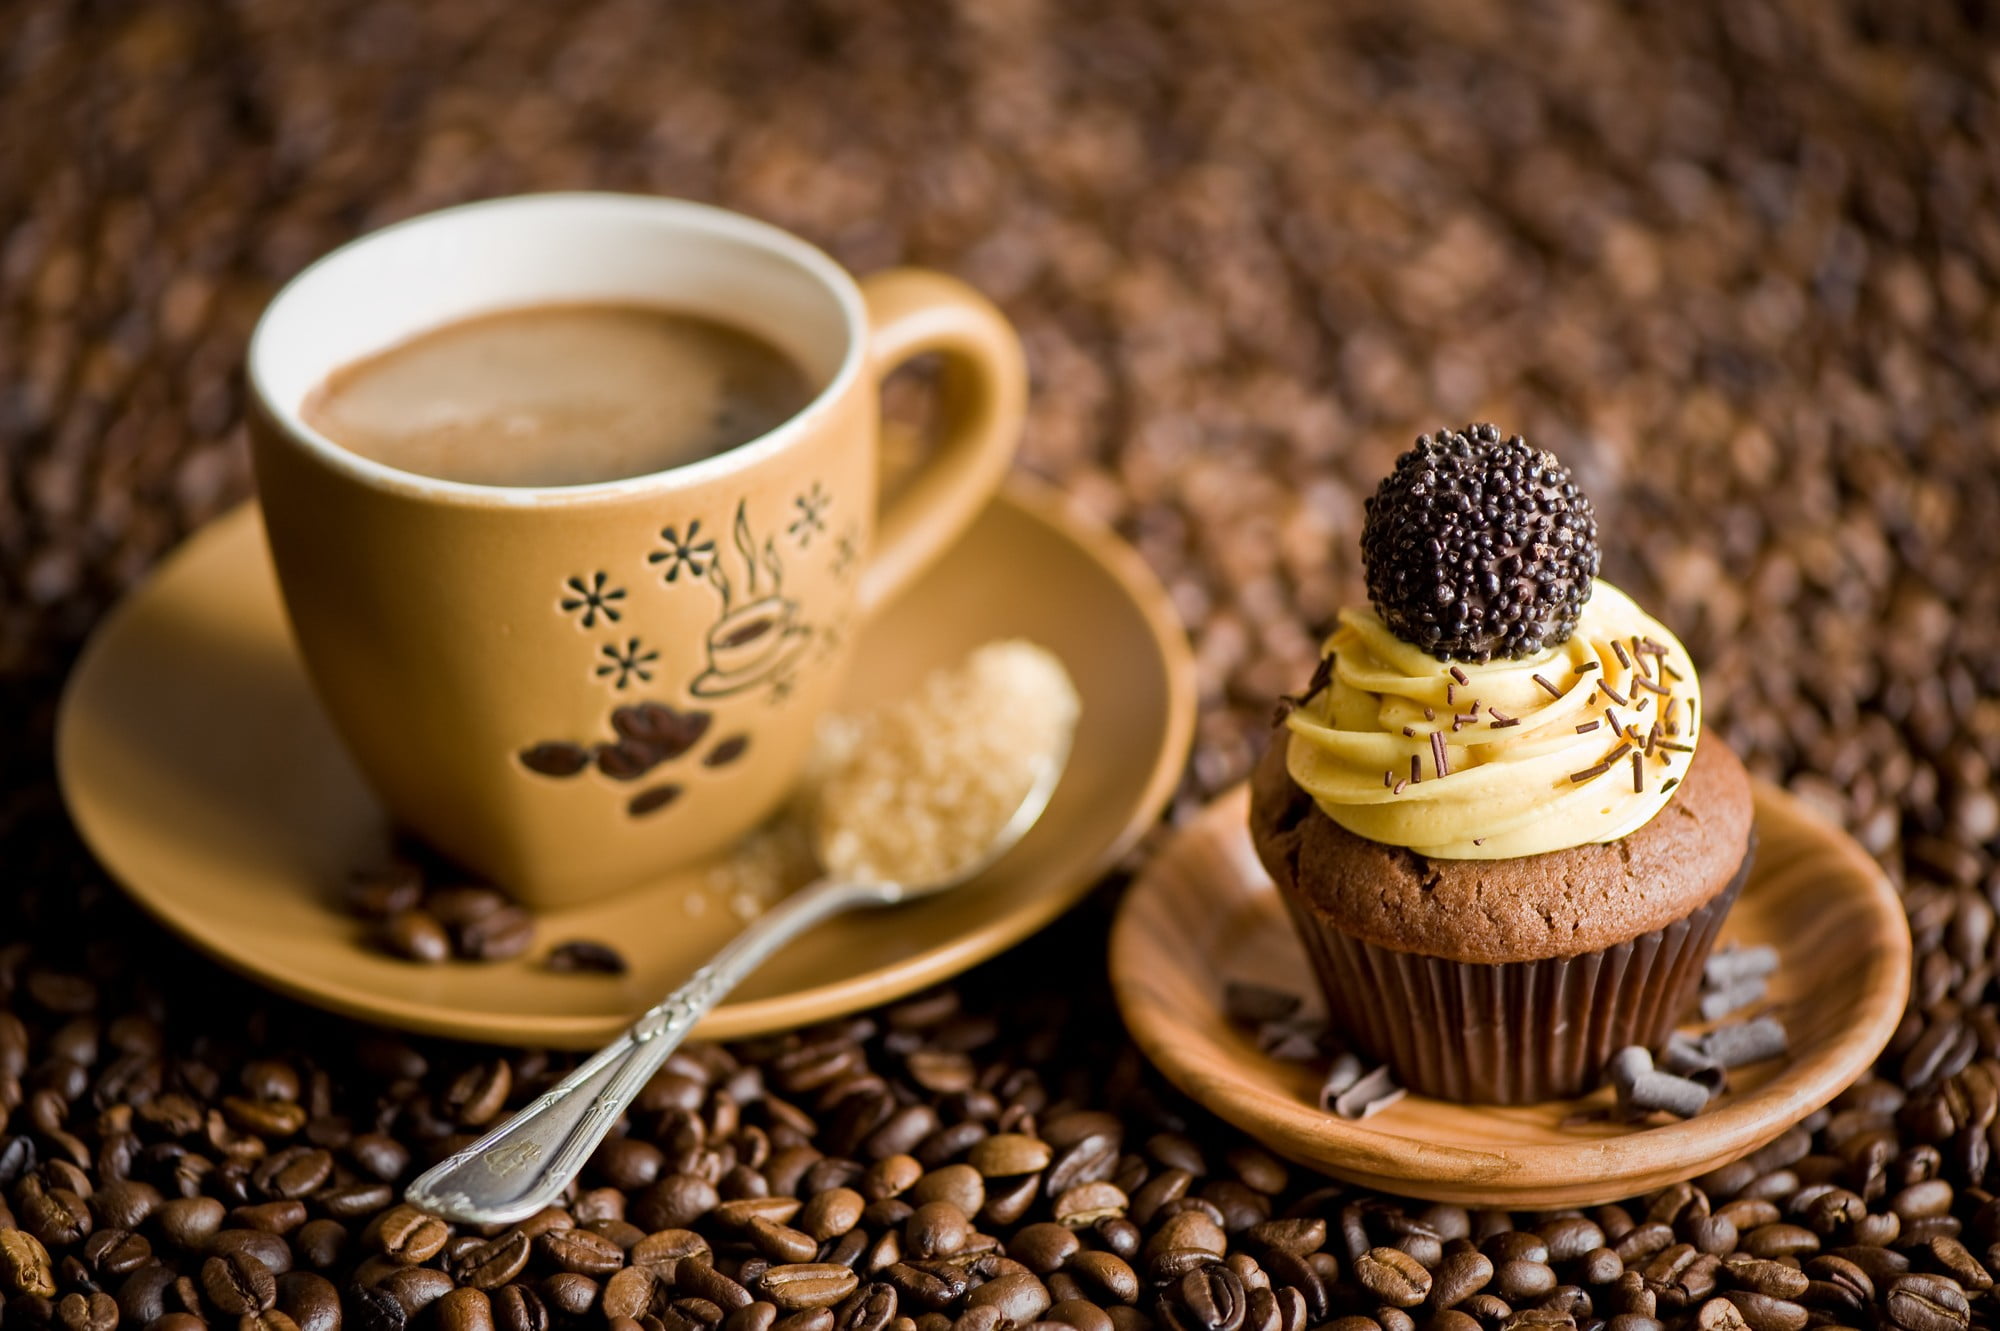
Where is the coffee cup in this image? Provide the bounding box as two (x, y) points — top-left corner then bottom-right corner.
(247, 193), (1024, 907)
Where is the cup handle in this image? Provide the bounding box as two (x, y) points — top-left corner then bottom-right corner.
(855, 268), (1026, 616)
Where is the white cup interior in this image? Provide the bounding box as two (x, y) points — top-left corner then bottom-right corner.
(249, 193), (864, 498)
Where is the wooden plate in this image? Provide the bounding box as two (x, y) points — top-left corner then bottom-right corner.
(1110, 783), (1911, 1208)
(57, 479), (1194, 1048)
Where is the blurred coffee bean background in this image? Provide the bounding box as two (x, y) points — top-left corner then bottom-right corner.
(3, 4), (2000, 1331)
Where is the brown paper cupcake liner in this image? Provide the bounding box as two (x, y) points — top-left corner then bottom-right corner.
(1281, 842), (1754, 1104)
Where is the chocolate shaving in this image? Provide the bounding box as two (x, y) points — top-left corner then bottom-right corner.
(1274, 651), (1337, 721)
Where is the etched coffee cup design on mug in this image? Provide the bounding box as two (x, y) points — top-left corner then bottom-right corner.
(248, 194), (1025, 907)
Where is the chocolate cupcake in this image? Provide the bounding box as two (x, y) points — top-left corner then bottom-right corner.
(1250, 424), (1755, 1104)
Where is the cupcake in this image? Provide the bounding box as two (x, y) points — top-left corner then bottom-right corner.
(1250, 424), (1755, 1104)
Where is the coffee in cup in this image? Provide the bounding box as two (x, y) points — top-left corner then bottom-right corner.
(302, 303), (814, 488)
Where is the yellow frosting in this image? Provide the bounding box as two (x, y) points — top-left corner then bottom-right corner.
(1283, 580), (1701, 859)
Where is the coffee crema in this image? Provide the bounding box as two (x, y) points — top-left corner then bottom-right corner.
(302, 302), (814, 486)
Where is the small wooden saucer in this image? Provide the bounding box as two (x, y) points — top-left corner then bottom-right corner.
(1110, 782), (1910, 1208)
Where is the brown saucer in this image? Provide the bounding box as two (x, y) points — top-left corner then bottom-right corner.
(58, 479), (1194, 1048)
(1110, 782), (1911, 1208)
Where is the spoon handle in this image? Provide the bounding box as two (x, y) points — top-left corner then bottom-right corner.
(405, 874), (901, 1224)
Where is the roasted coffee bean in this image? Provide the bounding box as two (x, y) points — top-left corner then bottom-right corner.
(252, 1148), (332, 1200)
(1719, 1291), (1807, 1331)
(750, 1219), (820, 1264)
(536, 1227), (624, 1276)
(680, 1260), (755, 1312)
(201, 1253), (277, 1317)
(1009, 1224), (1078, 1275)
(1885, 1275), (1972, 1331)
(1538, 1219), (1606, 1264)
(442, 1061), (512, 1127)
(1, 1229), (57, 1297)
(451, 1231), (531, 1289)
(1694, 1300), (1747, 1331)
(369, 1206), (450, 1265)
(1739, 1227), (1817, 1261)
(1355, 1248), (1430, 1308)
(424, 1289), (489, 1331)
(119, 1261), (178, 1325)
(1721, 1258), (1808, 1301)
(383, 1268), (455, 1318)
(230, 1202), (307, 1234)
(214, 1231), (295, 1276)
(491, 1285), (548, 1331)
(82, 1227), (151, 1277)
(275, 1273), (340, 1331)
(1578, 1248), (1623, 1286)
(601, 1268), (656, 1321)
(883, 1262), (970, 1311)
(907, 1167), (983, 1218)
(903, 1204), (971, 1261)
(379, 912), (451, 965)
(294, 1221), (346, 1271)
(57, 1290), (118, 1331)
(1431, 1251), (1494, 1309)
(1498, 1260), (1556, 1302)
(1176, 1266), (1244, 1331)
(539, 1274), (599, 1319)
(546, 941), (629, 975)
(22, 1187), (91, 1246)
(350, 1285), (408, 1331)
(759, 1266), (860, 1312)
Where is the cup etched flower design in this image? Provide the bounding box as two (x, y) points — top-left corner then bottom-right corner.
(649, 520), (716, 583)
(560, 572), (626, 628)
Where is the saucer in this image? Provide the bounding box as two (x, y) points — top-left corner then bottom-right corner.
(1110, 783), (1910, 1208)
(58, 479), (1194, 1048)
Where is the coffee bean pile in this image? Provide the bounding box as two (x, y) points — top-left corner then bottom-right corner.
(5, 4), (2000, 1331)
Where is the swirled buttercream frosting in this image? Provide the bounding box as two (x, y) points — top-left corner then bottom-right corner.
(1283, 579), (1701, 859)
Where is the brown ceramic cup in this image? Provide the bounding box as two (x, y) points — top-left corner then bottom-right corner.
(247, 193), (1024, 906)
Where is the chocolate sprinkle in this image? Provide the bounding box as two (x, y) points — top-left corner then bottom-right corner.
(1632, 751), (1645, 792)
(1360, 423), (1601, 661)
(1532, 673), (1562, 698)
(1574, 660), (1600, 674)
(1431, 730), (1449, 777)
(1449, 665), (1469, 684)
(1598, 679), (1630, 706)
(1575, 720), (1600, 733)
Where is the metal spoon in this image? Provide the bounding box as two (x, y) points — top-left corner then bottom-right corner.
(405, 738), (1070, 1225)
